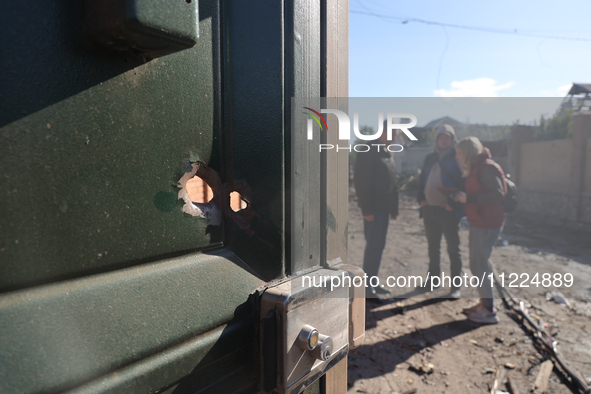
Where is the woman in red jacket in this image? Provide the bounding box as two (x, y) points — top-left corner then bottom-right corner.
(454, 137), (506, 324)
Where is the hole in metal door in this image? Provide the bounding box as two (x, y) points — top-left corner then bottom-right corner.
(230, 191), (247, 212)
(186, 176), (214, 203)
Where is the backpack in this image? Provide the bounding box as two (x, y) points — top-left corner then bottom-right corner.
(477, 160), (518, 214)
(503, 176), (518, 213)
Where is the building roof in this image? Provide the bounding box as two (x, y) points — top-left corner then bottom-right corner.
(423, 116), (464, 129)
(567, 83), (591, 95)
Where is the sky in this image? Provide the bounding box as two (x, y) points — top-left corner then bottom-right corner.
(346, 97), (563, 127)
(349, 0), (591, 98)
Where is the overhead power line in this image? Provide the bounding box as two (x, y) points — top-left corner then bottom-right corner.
(350, 9), (591, 42)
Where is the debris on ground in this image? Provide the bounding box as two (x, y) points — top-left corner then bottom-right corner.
(347, 192), (591, 394)
(545, 291), (571, 308)
(407, 361), (434, 375)
(490, 367), (507, 393)
(531, 359), (554, 394)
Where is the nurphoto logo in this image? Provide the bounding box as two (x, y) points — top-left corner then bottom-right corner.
(303, 108), (418, 152)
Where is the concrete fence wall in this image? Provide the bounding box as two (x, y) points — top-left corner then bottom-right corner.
(582, 137), (591, 222)
(509, 114), (591, 226)
(519, 139), (572, 193)
(398, 143), (507, 175)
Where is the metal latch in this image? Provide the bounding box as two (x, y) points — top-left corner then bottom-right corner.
(259, 267), (365, 393)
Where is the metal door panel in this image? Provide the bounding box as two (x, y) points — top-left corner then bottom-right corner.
(65, 318), (258, 394)
(0, 248), (264, 393)
(0, 0), (223, 292)
(221, 0), (286, 280)
(0, 0), (349, 392)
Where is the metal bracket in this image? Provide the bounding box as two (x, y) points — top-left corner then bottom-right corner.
(85, 0), (199, 58)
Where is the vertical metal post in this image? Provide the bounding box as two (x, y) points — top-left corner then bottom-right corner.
(322, 0), (349, 267)
(321, 0), (349, 392)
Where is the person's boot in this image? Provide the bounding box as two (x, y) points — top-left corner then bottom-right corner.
(366, 286), (389, 303)
(462, 301), (482, 315)
(373, 285), (392, 296)
(448, 287), (461, 299)
(467, 306), (498, 324)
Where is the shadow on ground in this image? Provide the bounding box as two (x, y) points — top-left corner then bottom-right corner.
(350, 304), (480, 385)
(365, 296), (447, 330)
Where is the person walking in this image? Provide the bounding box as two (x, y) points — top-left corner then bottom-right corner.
(454, 137), (506, 324)
(354, 128), (399, 300)
(417, 124), (465, 298)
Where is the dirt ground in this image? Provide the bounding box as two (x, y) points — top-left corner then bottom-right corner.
(347, 190), (591, 394)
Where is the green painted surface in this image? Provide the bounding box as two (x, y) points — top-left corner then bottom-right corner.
(0, 0), (335, 392)
(285, 2), (323, 274)
(0, 1), (223, 291)
(221, 0), (286, 280)
(132, 0), (199, 42)
(66, 314), (258, 394)
(85, 0), (199, 58)
(303, 381), (321, 394)
(0, 248), (264, 393)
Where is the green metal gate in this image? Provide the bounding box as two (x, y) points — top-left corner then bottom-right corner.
(0, 0), (349, 393)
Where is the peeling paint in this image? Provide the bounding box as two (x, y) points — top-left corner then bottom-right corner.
(177, 162), (221, 226)
(177, 160), (260, 235)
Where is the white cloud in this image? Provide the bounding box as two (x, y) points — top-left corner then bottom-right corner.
(434, 78), (515, 97)
(540, 84), (572, 97)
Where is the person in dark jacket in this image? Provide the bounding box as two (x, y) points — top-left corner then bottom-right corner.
(454, 137), (506, 324)
(354, 129), (399, 299)
(417, 124), (465, 298)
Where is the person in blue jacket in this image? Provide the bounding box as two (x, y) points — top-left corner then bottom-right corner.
(417, 124), (465, 298)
